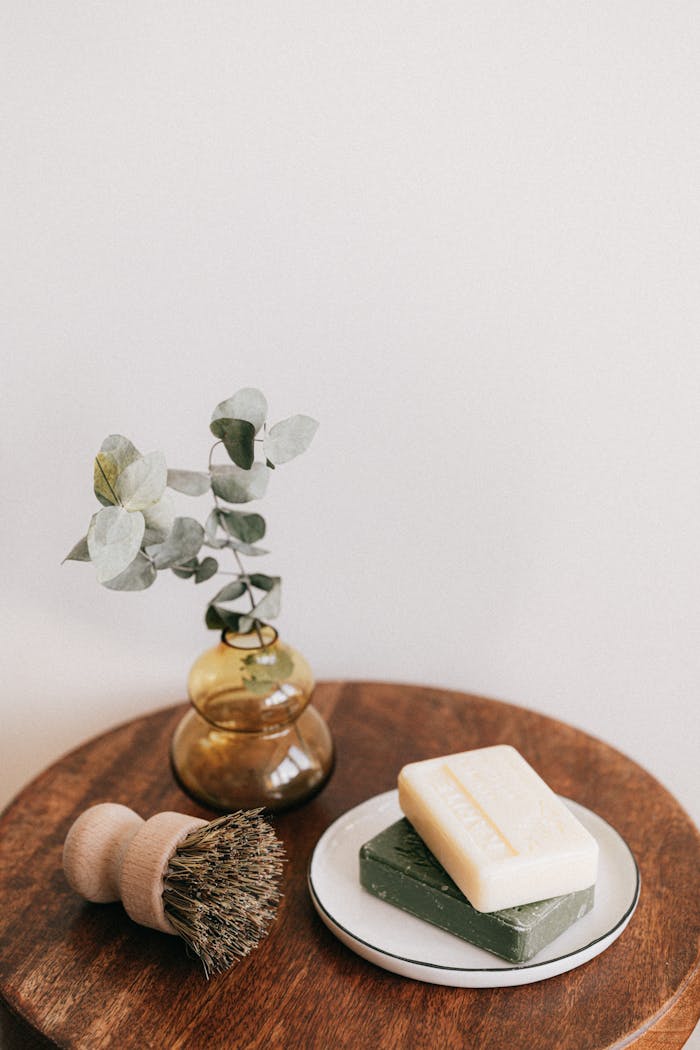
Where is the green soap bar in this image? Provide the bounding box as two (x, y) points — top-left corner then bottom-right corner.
(359, 819), (595, 963)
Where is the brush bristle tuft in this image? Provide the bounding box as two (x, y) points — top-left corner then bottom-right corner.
(162, 809), (284, 977)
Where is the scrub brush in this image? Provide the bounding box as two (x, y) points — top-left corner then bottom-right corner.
(63, 803), (284, 976)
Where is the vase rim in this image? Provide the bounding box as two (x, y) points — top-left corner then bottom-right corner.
(221, 625), (278, 650)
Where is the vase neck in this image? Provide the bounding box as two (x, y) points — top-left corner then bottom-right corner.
(222, 625), (278, 651)
(188, 631), (313, 733)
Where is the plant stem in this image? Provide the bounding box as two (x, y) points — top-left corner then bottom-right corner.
(230, 545), (265, 646)
(208, 440), (264, 646)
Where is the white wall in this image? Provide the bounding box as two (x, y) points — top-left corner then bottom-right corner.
(2, 0), (699, 847)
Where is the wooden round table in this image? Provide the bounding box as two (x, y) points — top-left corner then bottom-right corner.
(0, 683), (698, 1049)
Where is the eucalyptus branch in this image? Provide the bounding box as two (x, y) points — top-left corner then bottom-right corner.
(65, 388), (318, 637)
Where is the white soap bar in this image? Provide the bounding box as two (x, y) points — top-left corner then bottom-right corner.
(398, 744), (599, 913)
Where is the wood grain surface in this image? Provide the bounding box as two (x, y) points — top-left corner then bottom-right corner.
(0, 682), (698, 1050)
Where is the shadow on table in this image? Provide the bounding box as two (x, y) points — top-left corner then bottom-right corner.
(1, 1002), (53, 1049)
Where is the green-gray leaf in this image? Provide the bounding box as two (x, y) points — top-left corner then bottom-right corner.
(217, 509), (266, 544)
(204, 509), (229, 549)
(202, 510), (268, 553)
(239, 579), (281, 630)
(146, 517), (204, 570)
(210, 580), (247, 604)
(212, 388), (268, 434)
(115, 451), (168, 511)
(167, 469), (211, 496)
(210, 418), (256, 470)
(87, 506), (145, 584)
(248, 573), (279, 592)
(264, 414), (318, 465)
(172, 558), (198, 579)
(63, 536), (90, 563)
(94, 435), (141, 506)
(142, 491), (176, 543)
(211, 463), (270, 504)
(242, 642), (293, 692)
(103, 552), (157, 591)
(228, 540), (269, 557)
(195, 556), (219, 583)
(206, 604), (243, 631)
(205, 604), (225, 629)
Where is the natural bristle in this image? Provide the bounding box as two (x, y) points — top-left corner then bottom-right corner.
(162, 809), (285, 977)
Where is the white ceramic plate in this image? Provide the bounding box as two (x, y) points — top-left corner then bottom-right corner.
(308, 790), (640, 987)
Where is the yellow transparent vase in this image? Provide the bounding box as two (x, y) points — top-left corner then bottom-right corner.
(171, 626), (334, 812)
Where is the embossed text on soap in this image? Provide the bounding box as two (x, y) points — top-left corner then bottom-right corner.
(431, 767), (516, 860)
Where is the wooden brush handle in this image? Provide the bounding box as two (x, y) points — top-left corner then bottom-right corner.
(63, 803), (206, 934)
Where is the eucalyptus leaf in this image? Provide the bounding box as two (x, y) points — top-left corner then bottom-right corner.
(203, 535), (229, 550)
(211, 463), (270, 504)
(270, 648), (295, 678)
(195, 556), (219, 583)
(251, 578), (281, 622)
(115, 451), (168, 511)
(205, 509), (219, 542)
(248, 573), (279, 592)
(203, 522), (268, 555)
(63, 536), (90, 563)
(254, 578), (281, 619)
(240, 678), (279, 695)
(242, 646), (294, 685)
(87, 506), (145, 584)
(209, 418), (255, 469)
(217, 509), (266, 544)
(172, 558), (198, 579)
(264, 415), (318, 465)
(228, 540), (269, 557)
(239, 579), (281, 629)
(210, 580), (247, 604)
(142, 527), (169, 546)
(146, 517), (204, 570)
(205, 604), (225, 629)
(203, 509), (228, 549)
(103, 552), (157, 591)
(167, 469), (211, 496)
(94, 435), (141, 506)
(212, 388), (268, 434)
(206, 604), (243, 631)
(142, 490), (176, 543)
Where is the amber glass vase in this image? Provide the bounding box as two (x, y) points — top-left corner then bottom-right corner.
(171, 626), (334, 812)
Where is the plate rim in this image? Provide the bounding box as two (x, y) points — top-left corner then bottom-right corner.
(307, 789), (641, 975)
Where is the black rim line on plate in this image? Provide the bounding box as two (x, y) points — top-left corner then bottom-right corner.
(306, 796), (642, 974)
